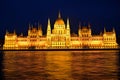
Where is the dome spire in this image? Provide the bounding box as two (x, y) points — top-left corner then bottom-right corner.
(58, 11), (61, 18)
(104, 27), (106, 33)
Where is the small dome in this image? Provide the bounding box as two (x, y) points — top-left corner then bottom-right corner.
(55, 18), (65, 25)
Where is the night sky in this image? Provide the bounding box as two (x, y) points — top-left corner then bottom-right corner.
(0, 0), (120, 38)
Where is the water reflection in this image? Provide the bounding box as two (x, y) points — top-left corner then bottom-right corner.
(1, 50), (119, 80)
(3, 51), (46, 80)
(0, 51), (4, 80)
(71, 51), (119, 80)
(46, 51), (72, 80)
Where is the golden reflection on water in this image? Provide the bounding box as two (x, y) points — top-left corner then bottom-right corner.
(71, 50), (119, 80)
(2, 50), (119, 80)
(46, 51), (72, 80)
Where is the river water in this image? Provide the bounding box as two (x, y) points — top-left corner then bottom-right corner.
(0, 50), (120, 80)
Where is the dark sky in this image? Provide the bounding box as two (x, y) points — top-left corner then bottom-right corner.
(0, 0), (120, 38)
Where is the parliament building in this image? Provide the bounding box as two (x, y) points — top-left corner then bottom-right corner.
(3, 12), (118, 49)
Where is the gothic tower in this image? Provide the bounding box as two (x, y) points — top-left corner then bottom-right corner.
(47, 18), (51, 47)
(78, 23), (82, 37)
(66, 18), (70, 47)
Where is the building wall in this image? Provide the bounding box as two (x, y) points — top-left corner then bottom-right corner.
(3, 14), (118, 49)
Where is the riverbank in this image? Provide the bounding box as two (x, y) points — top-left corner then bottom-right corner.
(1, 48), (120, 51)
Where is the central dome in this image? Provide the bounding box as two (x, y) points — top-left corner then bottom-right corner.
(55, 18), (65, 25)
(54, 12), (65, 25)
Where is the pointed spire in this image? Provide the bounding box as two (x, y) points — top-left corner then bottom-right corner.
(20, 33), (23, 36)
(39, 24), (42, 30)
(67, 18), (70, 29)
(29, 23), (31, 30)
(14, 30), (16, 34)
(58, 11), (61, 18)
(78, 22), (82, 37)
(104, 27), (106, 33)
(48, 18), (50, 25)
(6, 30), (8, 34)
(47, 18), (51, 36)
(47, 18), (51, 30)
(67, 18), (69, 24)
(88, 22), (91, 28)
(100, 31), (102, 35)
(113, 27), (115, 33)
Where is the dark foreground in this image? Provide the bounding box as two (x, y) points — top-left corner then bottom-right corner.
(0, 50), (120, 80)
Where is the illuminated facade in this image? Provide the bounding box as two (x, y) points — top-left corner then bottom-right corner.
(3, 12), (118, 49)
